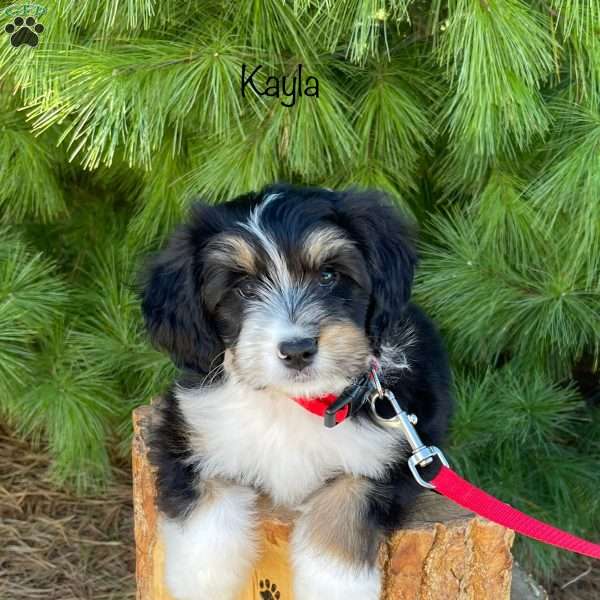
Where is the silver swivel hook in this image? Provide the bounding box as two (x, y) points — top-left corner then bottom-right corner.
(368, 368), (448, 490)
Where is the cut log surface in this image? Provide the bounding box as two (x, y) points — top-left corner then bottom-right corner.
(133, 404), (514, 600)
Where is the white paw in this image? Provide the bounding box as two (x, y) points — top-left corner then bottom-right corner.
(160, 485), (259, 600)
(163, 560), (242, 600)
(292, 546), (381, 600)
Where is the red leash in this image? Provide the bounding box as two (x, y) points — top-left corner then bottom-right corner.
(431, 465), (600, 560)
(370, 380), (600, 560)
(295, 363), (600, 560)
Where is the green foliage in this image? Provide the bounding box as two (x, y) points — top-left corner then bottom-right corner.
(351, 54), (437, 197)
(128, 142), (192, 246)
(73, 237), (177, 458)
(0, 230), (68, 396)
(416, 193), (600, 378)
(74, 238), (176, 407)
(233, 0), (313, 58)
(436, 0), (554, 187)
(530, 100), (600, 278)
(7, 322), (118, 490)
(311, 0), (411, 63)
(449, 368), (595, 577)
(0, 0), (598, 580)
(550, 0), (600, 106)
(0, 99), (66, 221)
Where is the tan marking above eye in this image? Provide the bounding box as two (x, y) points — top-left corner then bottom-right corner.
(302, 227), (355, 269)
(206, 234), (257, 273)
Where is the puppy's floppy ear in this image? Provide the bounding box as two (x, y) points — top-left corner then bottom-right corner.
(334, 189), (417, 341)
(141, 207), (224, 375)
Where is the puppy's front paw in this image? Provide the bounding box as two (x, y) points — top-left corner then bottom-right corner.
(160, 484), (259, 600)
(162, 521), (257, 600)
(292, 548), (381, 600)
(164, 563), (233, 600)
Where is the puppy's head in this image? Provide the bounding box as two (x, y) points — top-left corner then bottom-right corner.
(142, 184), (416, 396)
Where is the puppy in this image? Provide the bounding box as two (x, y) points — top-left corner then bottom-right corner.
(141, 184), (452, 600)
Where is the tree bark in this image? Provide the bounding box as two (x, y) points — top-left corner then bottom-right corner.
(132, 404), (514, 600)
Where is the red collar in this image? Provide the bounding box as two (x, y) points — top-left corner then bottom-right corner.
(292, 393), (349, 424)
(291, 360), (382, 426)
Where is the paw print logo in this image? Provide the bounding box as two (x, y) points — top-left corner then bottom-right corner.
(259, 579), (281, 599)
(4, 16), (44, 48)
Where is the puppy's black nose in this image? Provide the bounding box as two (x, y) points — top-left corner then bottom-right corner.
(278, 337), (318, 370)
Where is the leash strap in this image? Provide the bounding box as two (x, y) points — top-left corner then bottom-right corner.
(364, 371), (600, 560)
(431, 465), (600, 560)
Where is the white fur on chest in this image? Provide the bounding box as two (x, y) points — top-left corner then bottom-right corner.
(177, 381), (405, 507)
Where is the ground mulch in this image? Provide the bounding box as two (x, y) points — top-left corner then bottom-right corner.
(549, 559), (600, 600)
(0, 426), (135, 600)
(0, 423), (597, 600)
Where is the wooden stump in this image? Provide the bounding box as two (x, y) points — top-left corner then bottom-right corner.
(133, 405), (514, 600)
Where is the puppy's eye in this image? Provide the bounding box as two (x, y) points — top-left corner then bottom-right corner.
(318, 268), (338, 287)
(236, 279), (257, 299)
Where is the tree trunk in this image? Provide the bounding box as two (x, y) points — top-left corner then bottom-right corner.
(132, 405), (514, 600)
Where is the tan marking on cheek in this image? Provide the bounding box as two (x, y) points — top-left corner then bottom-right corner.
(300, 476), (381, 565)
(207, 235), (257, 273)
(302, 228), (354, 268)
(319, 321), (370, 365)
(223, 348), (236, 374)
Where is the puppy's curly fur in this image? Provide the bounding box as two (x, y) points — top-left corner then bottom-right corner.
(141, 184), (453, 600)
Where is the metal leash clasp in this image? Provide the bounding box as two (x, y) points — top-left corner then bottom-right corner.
(368, 369), (448, 490)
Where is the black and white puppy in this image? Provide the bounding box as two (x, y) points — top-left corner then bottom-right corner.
(141, 184), (452, 600)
